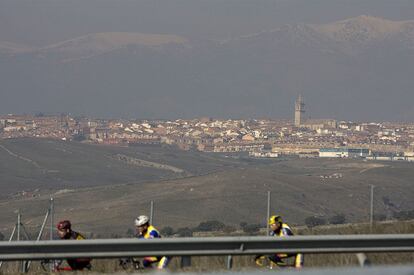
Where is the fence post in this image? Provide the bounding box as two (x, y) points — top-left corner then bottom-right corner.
(17, 211), (21, 242)
(50, 197), (54, 241)
(26, 209), (50, 271)
(49, 197), (54, 272)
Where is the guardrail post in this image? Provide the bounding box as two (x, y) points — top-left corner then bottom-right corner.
(226, 255), (233, 270)
(180, 256), (191, 269)
(356, 253), (371, 267)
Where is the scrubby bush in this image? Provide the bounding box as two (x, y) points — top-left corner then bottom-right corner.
(305, 216), (327, 228)
(393, 210), (414, 220)
(239, 222), (248, 230)
(373, 213), (387, 221)
(195, 220), (225, 232)
(110, 233), (122, 238)
(160, 226), (174, 237)
(125, 228), (135, 237)
(223, 225), (237, 233)
(242, 223), (261, 235)
(176, 227), (193, 237)
(329, 214), (346, 225)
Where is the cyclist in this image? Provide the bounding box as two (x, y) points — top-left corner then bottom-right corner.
(54, 220), (91, 271)
(256, 215), (303, 269)
(135, 215), (170, 269)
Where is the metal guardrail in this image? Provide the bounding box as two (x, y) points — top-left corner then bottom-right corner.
(0, 234), (413, 261)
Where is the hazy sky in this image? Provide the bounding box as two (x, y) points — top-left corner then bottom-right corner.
(1, 0), (414, 46)
(1, 0), (414, 121)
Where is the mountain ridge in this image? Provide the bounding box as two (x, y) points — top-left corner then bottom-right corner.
(2, 15), (413, 56)
(1, 15), (414, 120)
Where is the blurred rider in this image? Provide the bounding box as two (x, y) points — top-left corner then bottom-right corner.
(256, 215), (303, 269)
(55, 220), (91, 271)
(135, 215), (170, 269)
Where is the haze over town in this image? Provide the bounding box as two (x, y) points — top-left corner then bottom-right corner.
(1, 0), (414, 121)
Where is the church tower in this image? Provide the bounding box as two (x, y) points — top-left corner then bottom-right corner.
(294, 95), (305, 127)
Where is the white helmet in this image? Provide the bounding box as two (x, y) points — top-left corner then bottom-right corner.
(135, 215), (149, 226)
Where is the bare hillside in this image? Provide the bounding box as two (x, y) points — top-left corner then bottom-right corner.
(1, 156), (413, 237)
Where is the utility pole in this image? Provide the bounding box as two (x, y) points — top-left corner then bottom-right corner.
(150, 200), (154, 225)
(369, 185), (375, 231)
(267, 191), (271, 236)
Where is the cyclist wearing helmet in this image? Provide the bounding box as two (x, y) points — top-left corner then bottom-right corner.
(134, 215), (170, 269)
(256, 215), (303, 269)
(55, 220), (91, 271)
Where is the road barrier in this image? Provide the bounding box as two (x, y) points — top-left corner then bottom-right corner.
(0, 234), (413, 261)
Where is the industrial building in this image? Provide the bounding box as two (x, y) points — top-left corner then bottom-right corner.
(319, 148), (371, 158)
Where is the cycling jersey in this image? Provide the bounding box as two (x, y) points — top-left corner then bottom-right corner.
(137, 225), (170, 269)
(270, 223), (304, 268)
(64, 231), (91, 270)
(138, 225), (160, 239)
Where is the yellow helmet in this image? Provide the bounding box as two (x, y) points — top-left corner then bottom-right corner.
(268, 215), (282, 225)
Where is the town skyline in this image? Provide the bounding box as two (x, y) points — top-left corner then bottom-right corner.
(2, 108), (414, 161)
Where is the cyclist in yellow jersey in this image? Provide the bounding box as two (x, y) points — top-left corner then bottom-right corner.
(256, 215), (303, 269)
(135, 215), (170, 269)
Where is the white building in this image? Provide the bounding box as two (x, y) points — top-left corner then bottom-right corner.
(319, 148), (370, 158)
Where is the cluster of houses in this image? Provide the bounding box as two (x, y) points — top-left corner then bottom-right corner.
(1, 114), (414, 161)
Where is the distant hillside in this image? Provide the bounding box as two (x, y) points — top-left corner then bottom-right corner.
(0, 138), (250, 198)
(0, 152), (413, 237)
